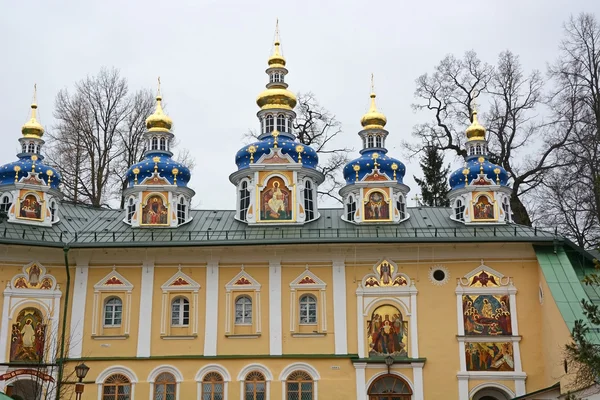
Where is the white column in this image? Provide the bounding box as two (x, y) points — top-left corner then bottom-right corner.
(354, 363), (366, 400)
(509, 293), (519, 335)
(69, 264), (89, 358)
(332, 259), (347, 355)
(357, 292), (365, 358)
(456, 290), (465, 335)
(458, 377), (469, 399)
(513, 341), (523, 372)
(269, 260), (282, 355)
(0, 292), (12, 362)
(204, 261), (219, 356)
(410, 292), (419, 358)
(412, 363), (424, 400)
(136, 261), (154, 357)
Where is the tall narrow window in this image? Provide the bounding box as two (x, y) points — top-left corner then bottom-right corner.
(28, 142), (35, 153)
(299, 294), (317, 324)
(21, 143), (27, 153)
(103, 297), (123, 327)
(346, 195), (356, 221)
(502, 197), (511, 222)
(304, 180), (315, 221)
(476, 144), (482, 154)
(239, 181), (250, 221)
(153, 372), (176, 400)
(127, 198), (135, 223)
(265, 115), (274, 134)
(102, 374), (131, 400)
(160, 137), (166, 151)
(367, 135), (374, 148)
(277, 114), (286, 132)
(177, 197), (186, 224)
(152, 137), (158, 150)
(244, 371), (266, 400)
(286, 118), (292, 133)
(455, 199), (465, 222)
(286, 371), (313, 400)
(0, 195), (11, 213)
(375, 135), (382, 148)
(50, 201), (57, 222)
(396, 195), (406, 219)
(235, 295), (252, 325)
(171, 297), (190, 326)
(201, 372), (224, 400)
(362, 137), (367, 149)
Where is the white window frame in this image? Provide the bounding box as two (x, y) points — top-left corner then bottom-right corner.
(171, 297), (190, 327)
(103, 297), (123, 327)
(299, 294), (317, 325)
(234, 295), (253, 325)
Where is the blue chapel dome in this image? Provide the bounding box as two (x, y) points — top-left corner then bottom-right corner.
(125, 151), (191, 188)
(0, 155), (61, 190)
(343, 149), (406, 184)
(235, 135), (319, 170)
(449, 156), (509, 190)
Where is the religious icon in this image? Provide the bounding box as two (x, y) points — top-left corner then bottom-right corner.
(10, 308), (45, 362)
(261, 177), (292, 221)
(367, 305), (408, 358)
(364, 191), (389, 220)
(473, 196), (494, 219)
(465, 342), (514, 371)
(28, 264), (41, 286)
(142, 195), (168, 225)
(19, 194), (42, 220)
(379, 261), (392, 285)
(463, 295), (512, 335)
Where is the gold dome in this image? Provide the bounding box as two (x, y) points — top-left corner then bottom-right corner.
(466, 110), (486, 141)
(256, 88), (297, 110)
(146, 78), (173, 132)
(360, 75), (387, 129)
(21, 85), (44, 138)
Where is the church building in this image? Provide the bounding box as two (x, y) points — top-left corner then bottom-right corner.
(0, 24), (597, 400)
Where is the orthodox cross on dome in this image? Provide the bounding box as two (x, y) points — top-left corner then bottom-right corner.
(411, 194), (422, 206)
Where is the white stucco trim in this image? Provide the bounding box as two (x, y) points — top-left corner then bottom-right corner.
(137, 261), (154, 357)
(365, 370), (415, 396)
(413, 364), (424, 400)
(357, 291), (365, 358)
(204, 261), (219, 356)
(354, 363), (367, 400)
(332, 259), (348, 355)
(469, 382), (516, 399)
(195, 364), (230, 400)
(68, 264), (88, 358)
(147, 365), (184, 400)
(237, 363), (273, 400)
(0, 291), (11, 363)
(96, 365), (138, 399)
(269, 260), (282, 355)
(410, 292), (419, 358)
(279, 362), (320, 400)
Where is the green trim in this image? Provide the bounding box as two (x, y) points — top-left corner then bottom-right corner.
(350, 357), (427, 364)
(65, 353), (360, 362)
(510, 382), (559, 399)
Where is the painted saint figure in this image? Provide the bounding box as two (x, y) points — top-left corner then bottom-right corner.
(261, 177), (292, 220)
(368, 305), (408, 358)
(142, 195), (168, 225)
(365, 191), (389, 220)
(379, 262), (392, 285)
(10, 308), (45, 362)
(463, 294), (512, 336)
(267, 181), (285, 217)
(19, 194), (42, 220)
(473, 196), (494, 219)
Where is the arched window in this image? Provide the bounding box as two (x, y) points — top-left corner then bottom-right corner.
(50, 201), (57, 222)
(201, 372), (224, 400)
(270, 72), (283, 83)
(367, 374), (412, 400)
(502, 197), (511, 222)
(21, 143), (27, 153)
(304, 180), (315, 221)
(375, 135), (383, 148)
(277, 114), (286, 132)
(244, 371), (266, 400)
(151, 137), (158, 150)
(102, 373), (131, 400)
(28, 142), (35, 153)
(0, 195), (11, 213)
(476, 144), (482, 154)
(160, 137), (166, 151)
(287, 118), (292, 133)
(286, 371), (313, 400)
(239, 181), (250, 221)
(177, 197), (186, 224)
(469, 146), (475, 156)
(299, 294), (317, 324)
(260, 118), (266, 134)
(265, 115), (274, 134)
(153, 372), (176, 400)
(346, 195), (356, 222)
(455, 199), (465, 222)
(171, 297), (190, 326)
(235, 295), (252, 325)
(362, 137), (367, 149)
(396, 195), (406, 219)
(103, 297), (123, 327)
(472, 386), (512, 400)
(127, 198), (136, 223)
(367, 135), (374, 148)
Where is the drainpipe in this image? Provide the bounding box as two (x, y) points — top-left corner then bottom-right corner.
(55, 246), (71, 400)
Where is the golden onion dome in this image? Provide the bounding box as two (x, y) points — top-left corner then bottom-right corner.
(146, 78), (173, 132)
(256, 88), (297, 110)
(268, 39), (286, 68)
(21, 85), (44, 138)
(360, 92), (387, 130)
(466, 110), (486, 141)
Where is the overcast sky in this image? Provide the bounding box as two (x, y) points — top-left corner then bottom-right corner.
(1, 0), (598, 210)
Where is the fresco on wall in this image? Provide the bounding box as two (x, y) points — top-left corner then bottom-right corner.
(260, 177), (292, 221)
(465, 342), (514, 371)
(19, 194), (42, 220)
(473, 196), (494, 220)
(10, 308), (45, 362)
(364, 191), (390, 221)
(463, 294), (512, 335)
(367, 304), (408, 357)
(142, 195), (168, 225)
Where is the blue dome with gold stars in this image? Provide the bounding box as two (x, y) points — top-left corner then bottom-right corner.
(235, 134), (319, 170)
(125, 151), (191, 188)
(449, 156), (509, 190)
(0, 155), (61, 190)
(343, 149), (405, 184)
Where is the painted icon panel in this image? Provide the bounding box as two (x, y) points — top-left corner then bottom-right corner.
(10, 308), (45, 362)
(142, 194), (168, 225)
(465, 342), (514, 371)
(473, 196), (494, 220)
(19, 194), (42, 220)
(364, 191), (390, 221)
(463, 294), (512, 336)
(260, 176), (292, 221)
(367, 304), (408, 358)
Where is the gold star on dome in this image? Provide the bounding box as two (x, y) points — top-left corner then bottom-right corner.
(391, 163), (398, 179)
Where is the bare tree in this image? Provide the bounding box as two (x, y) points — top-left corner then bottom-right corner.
(409, 50), (571, 225)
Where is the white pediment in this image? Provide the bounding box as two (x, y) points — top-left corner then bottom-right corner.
(94, 268), (134, 292)
(161, 268), (201, 292)
(225, 267), (261, 291)
(290, 268), (326, 290)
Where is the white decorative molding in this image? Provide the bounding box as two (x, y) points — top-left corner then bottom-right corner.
(160, 267), (201, 336)
(68, 263), (89, 358)
(137, 261), (154, 357)
(289, 267), (327, 333)
(468, 381), (518, 398)
(225, 267), (262, 335)
(428, 264), (450, 286)
(92, 268), (134, 336)
(96, 365), (138, 400)
(332, 260), (348, 355)
(195, 364), (230, 400)
(354, 363), (367, 400)
(278, 362), (320, 400)
(269, 261), (282, 355)
(237, 363), (273, 400)
(413, 365), (424, 400)
(93, 268), (134, 292)
(364, 371), (414, 398)
(147, 365), (184, 400)
(204, 261), (219, 356)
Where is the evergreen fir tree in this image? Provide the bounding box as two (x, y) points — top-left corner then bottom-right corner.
(414, 146), (451, 207)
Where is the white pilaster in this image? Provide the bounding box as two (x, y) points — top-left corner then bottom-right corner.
(269, 260), (282, 355)
(69, 264), (89, 358)
(458, 376), (469, 399)
(456, 292), (465, 335)
(204, 261), (219, 356)
(332, 260), (347, 355)
(357, 292), (365, 358)
(354, 363), (366, 400)
(412, 363), (424, 400)
(509, 292), (519, 335)
(410, 292), (419, 358)
(513, 341), (523, 372)
(515, 379), (526, 396)
(136, 261), (154, 357)
(0, 292), (12, 363)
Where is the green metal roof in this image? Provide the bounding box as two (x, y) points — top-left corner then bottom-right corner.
(0, 203), (558, 248)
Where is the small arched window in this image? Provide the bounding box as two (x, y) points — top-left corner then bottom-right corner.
(265, 115), (274, 134)
(28, 142), (35, 153)
(375, 135), (383, 148)
(476, 144), (482, 154)
(0, 195), (12, 213)
(21, 143), (27, 153)
(151, 137), (158, 150)
(127, 198), (136, 223)
(304, 180), (315, 221)
(160, 137), (166, 151)
(103, 297), (123, 327)
(277, 114), (286, 132)
(235, 295), (252, 325)
(299, 294), (317, 324)
(239, 181), (250, 221)
(346, 195), (357, 222)
(201, 372), (224, 400)
(367, 135), (374, 148)
(286, 371), (313, 400)
(244, 371), (266, 400)
(396, 195), (406, 219)
(455, 199), (465, 222)
(176, 197), (186, 225)
(50, 201), (57, 222)
(153, 372), (176, 400)
(102, 373), (131, 400)
(502, 197), (511, 222)
(171, 297), (190, 326)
